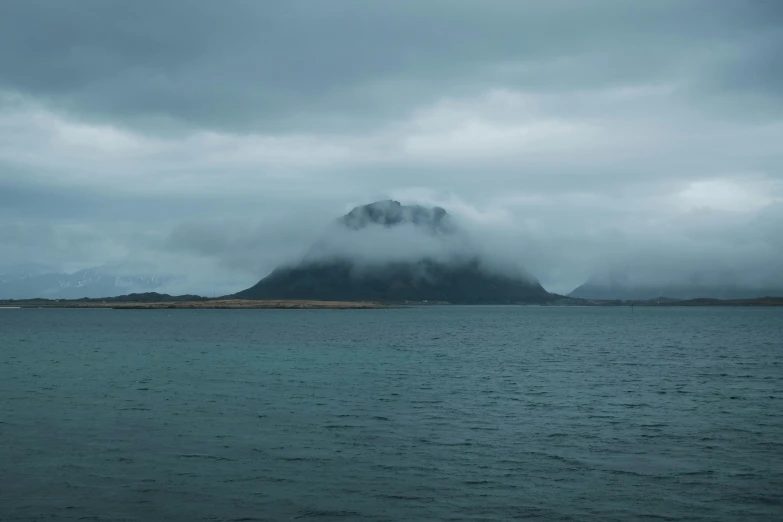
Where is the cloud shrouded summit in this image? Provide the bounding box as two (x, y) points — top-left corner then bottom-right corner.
(0, 1), (782, 296)
(233, 201), (551, 303)
(340, 200), (454, 234)
(302, 200), (475, 267)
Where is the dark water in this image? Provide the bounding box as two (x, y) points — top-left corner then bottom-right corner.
(1, 307), (782, 521)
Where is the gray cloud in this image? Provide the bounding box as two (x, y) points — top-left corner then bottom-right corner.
(2, 1), (779, 131)
(0, 1), (781, 296)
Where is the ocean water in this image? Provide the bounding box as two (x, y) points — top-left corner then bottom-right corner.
(1, 306), (782, 521)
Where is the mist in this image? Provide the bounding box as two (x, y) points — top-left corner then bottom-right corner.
(0, 2), (781, 298)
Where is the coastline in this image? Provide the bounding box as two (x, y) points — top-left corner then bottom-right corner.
(0, 299), (387, 310)
(2, 297), (781, 309)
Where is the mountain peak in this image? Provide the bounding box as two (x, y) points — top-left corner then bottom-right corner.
(341, 200), (453, 234)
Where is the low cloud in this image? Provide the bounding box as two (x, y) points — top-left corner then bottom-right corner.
(0, 2), (781, 297)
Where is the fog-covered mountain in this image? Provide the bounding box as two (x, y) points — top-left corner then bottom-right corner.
(233, 200), (554, 303)
(569, 271), (783, 301)
(0, 267), (171, 300)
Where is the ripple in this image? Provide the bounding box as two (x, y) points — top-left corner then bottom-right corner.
(2, 306), (782, 522)
(293, 510), (363, 519)
(176, 454), (235, 462)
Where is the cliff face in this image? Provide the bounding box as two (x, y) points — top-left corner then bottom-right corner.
(233, 201), (554, 304)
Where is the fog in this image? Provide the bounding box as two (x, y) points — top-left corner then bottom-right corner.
(1, 2), (781, 297)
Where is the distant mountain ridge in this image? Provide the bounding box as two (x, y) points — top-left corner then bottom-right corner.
(0, 267), (171, 300)
(233, 200), (555, 304)
(0, 292), (206, 304)
(569, 276), (783, 301)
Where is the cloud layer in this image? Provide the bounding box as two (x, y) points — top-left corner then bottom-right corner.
(1, 1), (781, 294)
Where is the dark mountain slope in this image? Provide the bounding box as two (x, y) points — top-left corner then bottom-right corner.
(233, 201), (554, 304)
(234, 258), (552, 303)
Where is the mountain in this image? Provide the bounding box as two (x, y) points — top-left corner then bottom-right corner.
(0, 267), (171, 300)
(233, 200), (554, 304)
(569, 274), (783, 301)
(235, 258), (553, 303)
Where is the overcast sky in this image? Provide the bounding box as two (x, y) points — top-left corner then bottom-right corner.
(1, 0), (781, 294)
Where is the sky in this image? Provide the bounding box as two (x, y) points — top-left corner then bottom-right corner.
(1, 0), (782, 295)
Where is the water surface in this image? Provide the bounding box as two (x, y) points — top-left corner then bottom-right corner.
(1, 306), (782, 521)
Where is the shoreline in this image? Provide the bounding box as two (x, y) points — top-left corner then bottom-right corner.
(2, 297), (781, 309)
(0, 299), (387, 310)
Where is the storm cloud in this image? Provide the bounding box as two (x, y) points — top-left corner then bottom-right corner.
(1, 1), (781, 295)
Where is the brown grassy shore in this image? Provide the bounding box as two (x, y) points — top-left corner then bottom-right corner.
(1, 299), (386, 310)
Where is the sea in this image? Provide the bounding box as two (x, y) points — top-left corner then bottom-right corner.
(1, 306), (782, 521)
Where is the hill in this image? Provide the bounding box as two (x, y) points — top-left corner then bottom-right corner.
(233, 201), (554, 304)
